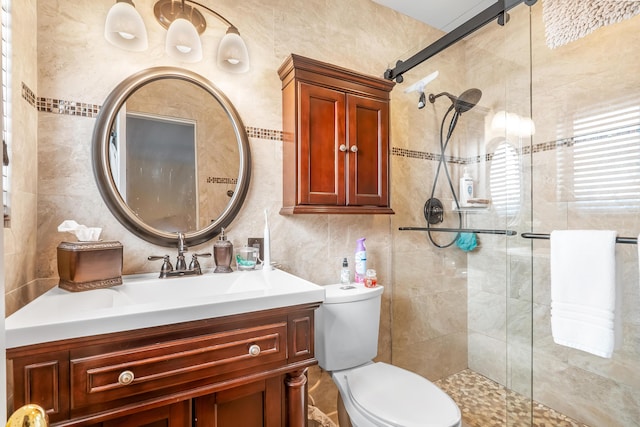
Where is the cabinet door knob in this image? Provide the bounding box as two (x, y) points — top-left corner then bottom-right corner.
(339, 144), (348, 152)
(248, 344), (261, 357)
(350, 145), (358, 153)
(118, 370), (135, 385)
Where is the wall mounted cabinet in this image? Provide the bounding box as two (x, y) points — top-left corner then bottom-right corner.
(278, 54), (395, 214)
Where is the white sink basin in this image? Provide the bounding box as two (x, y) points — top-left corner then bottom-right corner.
(120, 270), (282, 305)
(23, 287), (134, 313)
(6, 268), (325, 348)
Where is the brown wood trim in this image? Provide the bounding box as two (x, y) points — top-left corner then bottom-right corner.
(285, 369), (308, 427)
(278, 54), (395, 94)
(280, 205), (394, 215)
(50, 360), (316, 427)
(7, 302), (321, 358)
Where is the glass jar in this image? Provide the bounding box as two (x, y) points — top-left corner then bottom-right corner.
(364, 269), (377, 288)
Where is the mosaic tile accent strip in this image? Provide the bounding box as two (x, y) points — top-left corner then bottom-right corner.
(36, 97), (101, 118)
(21, 82), (36, 107)
(435, 369), (590, 427)
(22, 83), (101, 118)
(246, 126), (283, 141)
(21, 83), (284, 141)
(392, 147), (466, 164)
(206, 176), (237, 184)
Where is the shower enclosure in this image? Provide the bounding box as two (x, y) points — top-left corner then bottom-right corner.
(390, 2), (640, 426)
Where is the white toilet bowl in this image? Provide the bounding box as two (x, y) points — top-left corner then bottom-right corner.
(315, 283), (462, 427)
(331, 362), (461, 427)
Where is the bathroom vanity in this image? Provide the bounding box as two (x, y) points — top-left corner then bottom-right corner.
(6, 269), (324, 426)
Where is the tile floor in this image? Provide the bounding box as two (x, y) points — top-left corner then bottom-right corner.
(435, 369), (591, 427)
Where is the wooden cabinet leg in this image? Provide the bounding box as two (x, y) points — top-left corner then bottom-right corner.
(285, 369), (308, 427)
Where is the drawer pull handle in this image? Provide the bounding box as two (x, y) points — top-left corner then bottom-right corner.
(118, 370), (135, 385)
(248, 344), (261, 357)
(350, 145), (358, 153)
(339, 144), (348, 152)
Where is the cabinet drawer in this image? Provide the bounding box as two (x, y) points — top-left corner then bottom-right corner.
(70, 322), (287, 409)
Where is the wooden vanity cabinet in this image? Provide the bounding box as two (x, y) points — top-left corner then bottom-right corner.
(6, 304), (318, 427)
(278, 54), (395, 214)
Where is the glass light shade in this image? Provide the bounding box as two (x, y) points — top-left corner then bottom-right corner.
(491, 110), (507, 130)
(216, 30), (250, 73)
(165, 18), (203, 62)
(104, 2), (148, 52)
(491, 110), (535, 136)
(519, 117), (536, 136)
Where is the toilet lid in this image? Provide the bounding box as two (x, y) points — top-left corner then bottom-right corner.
(345, 363), (461, 427)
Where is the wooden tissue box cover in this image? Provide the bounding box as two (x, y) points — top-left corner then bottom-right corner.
(57, 241), (123, 292)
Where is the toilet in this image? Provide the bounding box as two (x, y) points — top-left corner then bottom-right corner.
(315, 283), (461, 427)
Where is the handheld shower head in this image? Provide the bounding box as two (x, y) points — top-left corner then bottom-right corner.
(454, 88), (482, 113)
(429, 88), (482, 113)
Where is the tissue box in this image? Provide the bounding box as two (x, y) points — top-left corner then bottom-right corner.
(57, 241), (123, 292)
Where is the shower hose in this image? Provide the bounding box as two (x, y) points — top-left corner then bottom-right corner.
(426, 104), (463, 248)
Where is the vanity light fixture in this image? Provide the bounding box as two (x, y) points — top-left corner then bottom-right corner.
(104, 0), (250, 72)
(104, 0), (149, 52)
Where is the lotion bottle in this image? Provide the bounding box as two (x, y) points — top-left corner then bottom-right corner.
(459, 167), (474, 206)
(354, 238), (366, 283)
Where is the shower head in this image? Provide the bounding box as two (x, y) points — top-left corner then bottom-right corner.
(429, 88), (483, 113)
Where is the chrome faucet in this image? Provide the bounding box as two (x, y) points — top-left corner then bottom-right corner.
(175, 232), (188, 271)
(148, 232), (212, 278)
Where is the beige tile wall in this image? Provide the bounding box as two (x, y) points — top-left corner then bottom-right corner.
(6, 0), (446, 422)
(6, 0), (639, 425)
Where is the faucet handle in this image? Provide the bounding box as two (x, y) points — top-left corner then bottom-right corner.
(148, 255), (173, 278)
(193, 252), (212, 258)
(189, 253), (212, 275)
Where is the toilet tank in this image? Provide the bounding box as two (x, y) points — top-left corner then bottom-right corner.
(315, 284), (384, 371)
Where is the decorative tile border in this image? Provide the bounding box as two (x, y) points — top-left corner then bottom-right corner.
(391, 147), (466, 164)
(21, 82), (36, 107)
(246, 126), (282, 141)
(37, 97), (101, 118)
(23, 82), (101, 118)
(21, 82), (284, 142)
(206, 176), (237, 184)
(28, 82), (630, 152)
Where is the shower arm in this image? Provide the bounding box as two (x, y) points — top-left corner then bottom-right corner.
(384, 0), (538, 83)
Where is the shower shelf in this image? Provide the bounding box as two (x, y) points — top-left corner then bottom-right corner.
(399, 227), (517, 236)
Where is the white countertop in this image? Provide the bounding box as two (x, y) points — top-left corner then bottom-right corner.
(6, 268), (325, 349)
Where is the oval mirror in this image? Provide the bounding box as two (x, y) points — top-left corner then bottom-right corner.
(92, 67), (251, 247)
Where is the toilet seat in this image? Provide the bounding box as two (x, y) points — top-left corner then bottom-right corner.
(337, 362), (461, 427)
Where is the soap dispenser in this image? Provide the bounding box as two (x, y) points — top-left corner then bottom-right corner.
(213, 228), (233, 273)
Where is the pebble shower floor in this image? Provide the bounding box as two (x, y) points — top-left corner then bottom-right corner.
(435, 369), (590, 427)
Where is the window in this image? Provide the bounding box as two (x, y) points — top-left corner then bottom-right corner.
(1, 0), (10, 227)
(570, 102), (640, 210)
(489, 140), (521, 220)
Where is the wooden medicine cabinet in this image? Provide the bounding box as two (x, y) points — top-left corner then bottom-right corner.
(278, 54), (395, 214)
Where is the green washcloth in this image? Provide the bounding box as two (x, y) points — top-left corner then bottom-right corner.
(456, 232), (478, 252)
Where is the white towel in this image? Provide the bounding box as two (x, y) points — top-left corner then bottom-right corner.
(550, 230), (618, 358)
